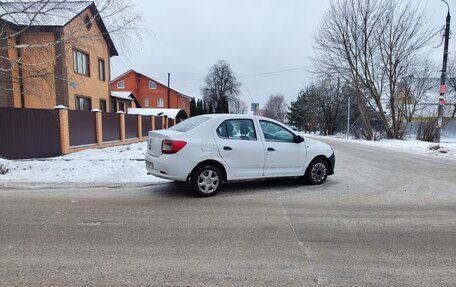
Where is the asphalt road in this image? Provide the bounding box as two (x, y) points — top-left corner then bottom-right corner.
(1, 138), (455, 286)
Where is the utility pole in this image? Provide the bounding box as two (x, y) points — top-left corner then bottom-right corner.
(347, 96), (351, 139)
(167, 73), (171, 109)
(436, 0), (451, 144)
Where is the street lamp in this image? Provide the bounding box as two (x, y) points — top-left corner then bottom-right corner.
(436, 0), (451, 144)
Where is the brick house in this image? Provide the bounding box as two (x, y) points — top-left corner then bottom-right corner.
(0, 1), (119, 112)
(111, 70), (191, 116)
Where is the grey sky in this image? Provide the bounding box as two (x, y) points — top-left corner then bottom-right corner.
(111, 0), (454, 108)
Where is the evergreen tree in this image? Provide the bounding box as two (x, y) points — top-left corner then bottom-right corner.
(190, 97), (197, 117)
(196, 99), (203, 115)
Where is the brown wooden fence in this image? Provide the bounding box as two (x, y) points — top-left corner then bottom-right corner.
(0, 107), (61, 159)
(125, 114), (138, 139)
(142, 115), (152, 137)
(68, 110), (97, 147)
(0, 107), (170, 159)
(155, 116), (163, 130)
(102, 113), (120, 142)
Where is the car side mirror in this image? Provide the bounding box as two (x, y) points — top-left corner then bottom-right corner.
(294, 135), (304, 143)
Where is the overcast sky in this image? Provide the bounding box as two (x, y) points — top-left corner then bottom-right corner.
(111, 0), (455, 108)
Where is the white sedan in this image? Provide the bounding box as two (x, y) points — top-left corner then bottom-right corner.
(146, 114), (335, 196)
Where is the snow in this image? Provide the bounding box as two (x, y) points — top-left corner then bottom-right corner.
(128, 108), (185, 119)
(304, 134), (456, 160)
(111, 91), (135, 101)
(2, 132), (454, 189)
(0, 142), (170, 188)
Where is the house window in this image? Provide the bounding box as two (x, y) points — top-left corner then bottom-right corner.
(100, 99), (107, 112)
(149, 81), (157, 89)
(119, 101), (125, 112)
(144, 98), (149, 107)
(111, 99), (116, 113)
(73, 49), (89, 76)
(157, 98), (164, 108)
(98, 59), (105, 81)
(117, 80), (125, 89)
(83, 14), (92, 30)
(75, 96), (92, 111)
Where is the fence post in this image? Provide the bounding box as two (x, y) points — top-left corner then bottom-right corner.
(92, 109), (103, 146)
(173, 118), (177, 126)
(55, 105), (70, 155)
(163, 115), (168, 129)
(117, 111), (126, 141)
(151, 115), (155, 131)
(137, 114), (142, 139)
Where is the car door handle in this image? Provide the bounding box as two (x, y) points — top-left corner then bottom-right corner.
(223, 146), (232, 151)
(267, 147), (275, 152)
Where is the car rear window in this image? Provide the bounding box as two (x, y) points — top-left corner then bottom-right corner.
(169, 116), (210, 132)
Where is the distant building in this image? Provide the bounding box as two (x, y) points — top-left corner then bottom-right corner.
(111, 70), (191, 116)
(0, 1), (118, 112)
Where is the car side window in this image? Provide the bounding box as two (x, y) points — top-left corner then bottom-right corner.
(259, 120), (294, 143)
(217, 119), (257, 141)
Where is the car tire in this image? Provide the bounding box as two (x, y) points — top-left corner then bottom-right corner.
(305, 158), (329, 185)
(190, 165), (223, 197)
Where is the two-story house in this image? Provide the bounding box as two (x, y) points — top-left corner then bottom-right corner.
(0, 1), (118, 112)
(111, 70), (191, 116)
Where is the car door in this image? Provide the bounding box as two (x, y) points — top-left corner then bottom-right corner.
(259, 120), (307, 177)
(214, 118), (265, 179)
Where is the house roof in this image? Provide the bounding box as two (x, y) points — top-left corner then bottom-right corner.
(111, 91), (135, 101)
(112, 69), (192, 99)
(0, 1), (118, 56)
(127, 108), (189, 119)
(0, 1), (92, 26)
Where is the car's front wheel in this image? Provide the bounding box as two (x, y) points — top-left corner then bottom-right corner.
(190, 165), (223, 197)
(306, 158), (328, 185)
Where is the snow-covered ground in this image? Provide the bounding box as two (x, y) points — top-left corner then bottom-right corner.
(304, 133), (456, 160)
(0, 142), (170, 188)
(2, 135), (455, 189)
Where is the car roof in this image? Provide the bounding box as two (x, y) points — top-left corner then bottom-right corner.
(198, 113), (268, 121)
(196, 113), (290, 128)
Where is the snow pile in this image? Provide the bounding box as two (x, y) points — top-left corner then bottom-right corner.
(305, 134), (456, 160)
(0, 142), (170, 187)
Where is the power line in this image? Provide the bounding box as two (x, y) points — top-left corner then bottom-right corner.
(154, 65), (311, 82)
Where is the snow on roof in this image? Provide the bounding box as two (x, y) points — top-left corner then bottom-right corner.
(111, 91), (134, 101)
(128, 108), (188, 119)
(0, 1), (93, 26)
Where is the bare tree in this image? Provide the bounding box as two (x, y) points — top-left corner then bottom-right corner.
(263, 93), (287, 122)
(0, 0), (140, 104)
(398, 59), (438, 137)
(314, 0), (432, 139)
(229, 97), (247, 114)
(201, 60), (241, 113)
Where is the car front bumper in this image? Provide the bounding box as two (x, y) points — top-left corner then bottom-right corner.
(328, 153), (335, 175)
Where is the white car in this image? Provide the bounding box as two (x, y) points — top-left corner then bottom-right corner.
(146, 114), (335, 196)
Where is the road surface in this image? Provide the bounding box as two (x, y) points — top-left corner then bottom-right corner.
(1, 138), (455, 286)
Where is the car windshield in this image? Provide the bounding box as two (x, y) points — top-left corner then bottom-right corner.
(169, 116), (210, 132)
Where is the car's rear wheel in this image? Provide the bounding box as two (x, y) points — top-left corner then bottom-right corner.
(306, 158), (328, 185)
(191, 165), (223, 197)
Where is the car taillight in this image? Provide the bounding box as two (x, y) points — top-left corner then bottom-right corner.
(162, 140), (187, 154)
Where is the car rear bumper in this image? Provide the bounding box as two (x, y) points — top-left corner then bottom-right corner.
(145, 152), (189, 182)
(328, 153), (335, 175)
